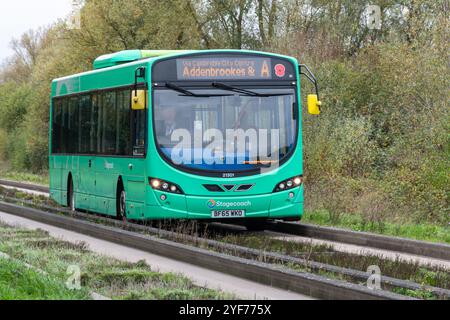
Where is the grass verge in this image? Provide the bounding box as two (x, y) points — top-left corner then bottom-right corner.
(0, 257), (90, 300)
(0, 166), (48, 186)
(302, 210), (450, 244)
(0, 222), (236, 300)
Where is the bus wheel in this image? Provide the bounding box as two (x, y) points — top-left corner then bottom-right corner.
(68, 179), (75, 212)
(117, 186), (127, 220)
(245, 219), (267, 231)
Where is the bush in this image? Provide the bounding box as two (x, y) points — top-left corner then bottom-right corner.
(304, 114), (377, 181)
(302, 43), (448, 225)
(0, 82), (31, 134)
(7, 128), (30, 171)
(0, 129), (7, 160)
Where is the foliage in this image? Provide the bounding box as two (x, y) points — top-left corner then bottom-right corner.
(0, 257), (90, 300)
(302, 43), (449, 224)
(302, 209), (450, 244)
(0, 129), (6, 161)
(0, 166), (49, 185)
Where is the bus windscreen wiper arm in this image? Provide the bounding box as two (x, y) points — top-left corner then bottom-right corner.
(212, 82), (291, 97)
(166, 83), (231, 97)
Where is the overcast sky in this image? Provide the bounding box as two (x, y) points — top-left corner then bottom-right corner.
(0, 0), (74, 62)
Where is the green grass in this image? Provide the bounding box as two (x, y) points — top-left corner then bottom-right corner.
(302, 210), (450, 244)
(0, 165), (48, 186)
(0, 257), (90, 300)
(0, 223), (236, 300)
(392, 287), (436, 300)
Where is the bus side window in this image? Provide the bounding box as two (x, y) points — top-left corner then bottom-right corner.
(79, 95), (92, 154)
(52, 99), (62, 154)
(60, 98), (69, 154)
(117, 90), (131, 156)
(51, 88), (144, 158)
(68, 97), (79, 154)
(102, 91), (117, 155)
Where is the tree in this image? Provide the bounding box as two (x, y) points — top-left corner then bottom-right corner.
(1, 28), (49, 83)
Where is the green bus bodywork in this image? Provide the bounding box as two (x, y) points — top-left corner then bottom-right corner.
(49, 50), (304, 221)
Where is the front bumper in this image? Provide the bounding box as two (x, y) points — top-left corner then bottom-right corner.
(145, 186), (304, 220)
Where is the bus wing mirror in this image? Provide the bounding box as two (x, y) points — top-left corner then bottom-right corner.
(132, 66), (147, 110)
(307, 94), (321, 115)
(131, 90), (146, 110)
(300, 64), (322, 115)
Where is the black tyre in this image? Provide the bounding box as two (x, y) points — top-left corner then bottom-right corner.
(68, 178), (75, 212)
(117, 184), (127, 220)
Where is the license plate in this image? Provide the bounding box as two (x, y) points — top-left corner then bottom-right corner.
(211, 210), (246, 218)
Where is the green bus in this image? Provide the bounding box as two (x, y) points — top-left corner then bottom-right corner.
(49, 49), (321, 229)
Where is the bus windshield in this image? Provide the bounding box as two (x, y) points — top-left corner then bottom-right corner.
(153, 87), (297, 174)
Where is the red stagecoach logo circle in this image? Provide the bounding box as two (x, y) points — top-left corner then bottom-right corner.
(274, 64), (286, 77)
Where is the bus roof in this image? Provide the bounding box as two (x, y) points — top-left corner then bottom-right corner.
(93, 50), (196, 70)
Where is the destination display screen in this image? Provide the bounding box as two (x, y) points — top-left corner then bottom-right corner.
(152, 54), (296, 82)
(177, 57), (273, 80)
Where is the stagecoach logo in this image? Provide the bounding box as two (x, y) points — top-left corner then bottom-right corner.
(207, 199), (251, 208)
(207, 199), (217, 208)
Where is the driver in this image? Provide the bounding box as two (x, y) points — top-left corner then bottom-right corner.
(156, 106), (189, 141)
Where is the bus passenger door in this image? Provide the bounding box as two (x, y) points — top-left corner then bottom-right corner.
(78, 157), (96, 210)
(76, 94), (98, 211)
(124, 102), (147, 219)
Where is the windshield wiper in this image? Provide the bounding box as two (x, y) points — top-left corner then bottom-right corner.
(166, 82), (232, 98)
(212, 82), (292, 97)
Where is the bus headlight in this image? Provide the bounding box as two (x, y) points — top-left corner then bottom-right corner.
(151, 179), (161, 188)
(294, 177), (302, 186)
(149, 178), (184, 194)
(273, 176), (303, 192)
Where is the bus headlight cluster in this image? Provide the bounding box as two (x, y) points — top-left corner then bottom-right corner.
(273, 176), (303, 192)
(149, 178), (184, 194)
